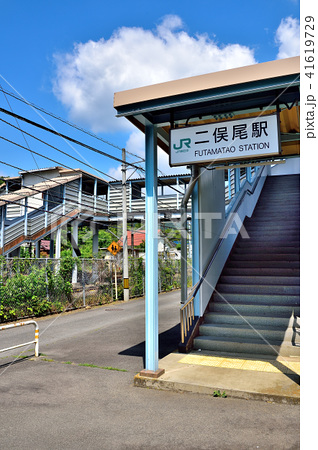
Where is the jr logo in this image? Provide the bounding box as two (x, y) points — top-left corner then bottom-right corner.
(173, 138), (191, 151)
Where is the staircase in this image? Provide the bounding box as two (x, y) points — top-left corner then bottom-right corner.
(193, 174), (300, 358)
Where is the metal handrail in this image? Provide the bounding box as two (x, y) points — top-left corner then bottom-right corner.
(0, 320), (39, 357)
(180, 283), (198, 344)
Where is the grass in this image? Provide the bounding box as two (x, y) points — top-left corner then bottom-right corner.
(36, 355), (128, 372)
(78, 363), (127, 372)
(213, 390), (227, 398)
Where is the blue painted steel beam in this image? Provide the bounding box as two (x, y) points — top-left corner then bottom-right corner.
(145, 124), (159, 372)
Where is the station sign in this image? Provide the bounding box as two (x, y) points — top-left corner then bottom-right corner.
(169, 113), (280, 167)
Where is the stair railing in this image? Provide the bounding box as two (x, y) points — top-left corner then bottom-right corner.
(180, 282), (198, 344)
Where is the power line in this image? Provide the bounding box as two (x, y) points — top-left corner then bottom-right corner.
(0, 135), (186, 214)
(0, 116), (118, 182)
(0, 97), (187, 197)
(0, 94), (187, 196)
(0, 106), (142, 171)
(0, 84), (41, 170)
(0, 86), (146, 162)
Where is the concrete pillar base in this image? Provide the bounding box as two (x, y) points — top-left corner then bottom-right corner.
(139, 368), (165, 378)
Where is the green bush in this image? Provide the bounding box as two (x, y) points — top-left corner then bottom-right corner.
(0, 260), (73, 322)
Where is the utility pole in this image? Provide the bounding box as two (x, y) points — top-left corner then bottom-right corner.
(122, 148), (129, 301)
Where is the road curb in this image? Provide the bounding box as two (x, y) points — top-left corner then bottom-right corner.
(134, 373), (300, 405)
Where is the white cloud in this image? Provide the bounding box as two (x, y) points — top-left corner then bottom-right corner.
(275, 17), (300, 59)
(53, 15), (256, 134)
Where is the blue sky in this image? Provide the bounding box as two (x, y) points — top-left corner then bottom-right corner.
(0, 0), (300, 180)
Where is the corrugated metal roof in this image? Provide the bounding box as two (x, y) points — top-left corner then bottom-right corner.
(0, 174), (81, 207)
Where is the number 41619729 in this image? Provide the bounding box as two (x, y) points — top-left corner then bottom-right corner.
(305, 16), (315, 79)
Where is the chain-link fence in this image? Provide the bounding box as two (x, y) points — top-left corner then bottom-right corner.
(0, 256), (183, 322)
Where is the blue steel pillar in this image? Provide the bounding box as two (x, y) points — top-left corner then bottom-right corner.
(140, 124), (164, 378)
(191, 177), (200, 317)
(235, 168), (241, 193)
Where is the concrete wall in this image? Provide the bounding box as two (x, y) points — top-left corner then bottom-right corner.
(198, 168), (225, 315)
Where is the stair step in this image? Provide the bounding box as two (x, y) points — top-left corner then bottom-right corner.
(209, 302), (300, 317)
(233, 246), (300, 254)
(251, 209), (300, 216)
(235, 240), (300, 249)
(245, 221), (299, 229)
(204, 312), (299, 328)
(216, 283), (300, 295)
(257, 196), (299, 202)
(219, 275), (300, 286)
(212, 292), (300, 306)
(246, 230), (299, 237)
(199, 323), (299, 343)
(245, 222), (300, 230)
(223, 267), (300, 276)
(229, 253), (299, 261)
(193, 336), (300, 357)
(226, 260), (299, 269)
(256, 206), (300, 211)
(239, 235), (300, 243)
(253, 203), (299, 210)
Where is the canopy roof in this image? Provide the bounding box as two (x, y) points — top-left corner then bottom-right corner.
(114, 57), (300, 162)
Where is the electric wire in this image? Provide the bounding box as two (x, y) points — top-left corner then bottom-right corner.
(0, 106), (143, 171)
(0, 135), (186, 214)
(0, 84), (41, 171)
(0, 102), (186, 196)
(0, 86), (145, 162)
(0, 116), (118, 182)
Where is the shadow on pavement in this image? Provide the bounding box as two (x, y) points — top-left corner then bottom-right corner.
(119, 324), (180, 368)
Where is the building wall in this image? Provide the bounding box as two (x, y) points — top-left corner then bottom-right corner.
(22, 169), (61, 187)
(198, 168), (225, 315)
(269, 157), (300, 176)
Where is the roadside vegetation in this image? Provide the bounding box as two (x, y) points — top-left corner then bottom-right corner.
(0, 254), (181, 323)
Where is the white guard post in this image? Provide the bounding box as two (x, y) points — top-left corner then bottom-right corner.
(0, 320), (39, 357)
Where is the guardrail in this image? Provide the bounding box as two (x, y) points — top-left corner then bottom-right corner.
(0, 320), (39, 357)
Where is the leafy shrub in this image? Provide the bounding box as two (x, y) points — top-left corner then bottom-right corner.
(0, 259), (73, 322)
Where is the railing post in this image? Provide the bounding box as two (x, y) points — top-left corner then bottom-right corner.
(44, 191), (48, 229)
(34, 324), (39, 357)
(24, 197), (28, 237)
(246, 167), (252, 183)
(0, 205), (6, 252)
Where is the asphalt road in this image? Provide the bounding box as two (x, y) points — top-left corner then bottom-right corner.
(0, 291), (301, 449)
